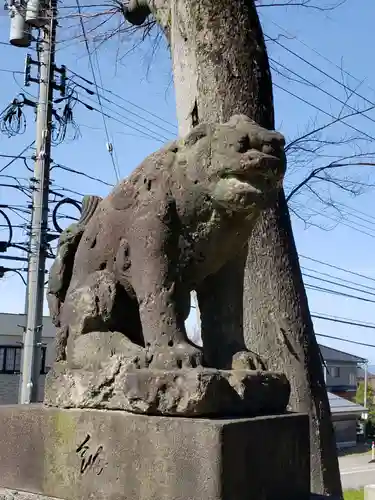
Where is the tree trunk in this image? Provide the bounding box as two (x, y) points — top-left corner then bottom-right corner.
(149, 0), (342, 496)
(244, 189), (342, 497)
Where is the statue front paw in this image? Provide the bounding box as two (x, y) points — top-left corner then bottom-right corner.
(146, 342), (205, 370)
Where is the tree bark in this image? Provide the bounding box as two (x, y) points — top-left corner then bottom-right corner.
(244, 189), (342, 497)
(144, 0), (342, 496)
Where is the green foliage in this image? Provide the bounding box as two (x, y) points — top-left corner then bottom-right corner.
(356, 381), (374, 408)
(356, 381), (375, 436)
(344, 488), (363, 500)
(366, 419), (375, 438)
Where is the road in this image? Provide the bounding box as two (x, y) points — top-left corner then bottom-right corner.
(340, 453), (375, 490)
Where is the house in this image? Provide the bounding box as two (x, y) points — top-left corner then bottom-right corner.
(327, 392), (367, 449)
(319, 344), (366, 401)
(0, 312), (55, 404)
(319, 344), (368, 449)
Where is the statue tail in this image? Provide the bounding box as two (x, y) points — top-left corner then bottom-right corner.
(78, 195), (102, 227)
(47, 195), (103, 329)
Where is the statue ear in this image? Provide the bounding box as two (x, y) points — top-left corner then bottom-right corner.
(183, 123), (210, 147)
(124, 0), (151, 26)
(167, 141), (179, 154)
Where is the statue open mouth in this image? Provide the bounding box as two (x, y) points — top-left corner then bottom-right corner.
(221, 154), (282, 193)
(222, 175), (262, 195)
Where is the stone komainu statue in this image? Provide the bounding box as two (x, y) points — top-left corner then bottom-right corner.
(45, 115), (289, 415)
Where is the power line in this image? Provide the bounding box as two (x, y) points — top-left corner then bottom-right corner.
(75, 0), (120, 182)
(74, 87), (171, 142)
(266, 34), (375, 112)
(312, 313), (375, 330)
(300, 254), (375, 284)
(294, 202), (375, 239)
(0, 142), (35, 173)
(76, 96), (166, 142)
(93, 47), (122, 179)
(0, 154), (31, 159)
(73, 83), (174, 140)
(70, 75), (176, 136)
(273, 82), (375, 143)
(67, 68), (177, 131)
(0, 224), (25, 229)
(266, 18), (375, 104)
(315, 333), (375, 349)
(301, 266), (375, 293)
(270, 57), (375, 131)
(306, 283), (375, 305)
(0, 268), (27, 285)
(0, 183), (31, 195)
(303, 272), (375, 298)
(0, 40), (37, 51)
(335, 210), (375, 235)
(333, 201), (375, 228)
(0, 67), (23, 74)
(333, 207), (375, 232)
(50, 183), (85, 197)
(52, 162), (113, 187)
(313, 312), (375, 329)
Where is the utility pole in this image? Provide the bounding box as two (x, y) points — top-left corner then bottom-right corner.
(364, 362), (368, 409)
(19, 0), (57, 404)
(363, 361), (368, 441)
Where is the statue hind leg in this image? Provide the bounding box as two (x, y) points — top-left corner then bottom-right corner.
(60, 270), (144, 369)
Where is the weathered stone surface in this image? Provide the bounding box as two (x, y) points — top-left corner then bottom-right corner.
(0, 490), (61, 500)
(0, 405), (310, 500)
(0, 490), (328, 500)
(45, 360), (290, 416)
(46, 115), (286, 376)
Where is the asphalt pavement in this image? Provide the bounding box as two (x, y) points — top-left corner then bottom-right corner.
(340, 452), (375, 490)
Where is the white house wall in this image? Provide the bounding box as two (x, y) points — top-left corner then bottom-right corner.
(325, 363), (358, 390)
(0, 313), (56, 405)
(0, 373), (46, 404)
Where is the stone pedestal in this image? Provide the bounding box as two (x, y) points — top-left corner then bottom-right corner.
(365, 485), (375, 500)
(0, 405), (310, 500)
(44, 362), (291, 417)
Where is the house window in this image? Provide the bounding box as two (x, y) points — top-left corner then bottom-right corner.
(349, 373), (356, 386)
(4, 347), (21, 373)
(0, 346), (47, 374)
(330, 366), (340, 378)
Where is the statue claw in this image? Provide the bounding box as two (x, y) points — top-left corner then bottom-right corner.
(146, 343), (205, 370)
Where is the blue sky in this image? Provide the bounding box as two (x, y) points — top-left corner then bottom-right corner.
(1, 0), (375, 362)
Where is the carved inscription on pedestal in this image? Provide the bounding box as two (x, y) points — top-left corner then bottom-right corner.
(75, 434), (107, 476)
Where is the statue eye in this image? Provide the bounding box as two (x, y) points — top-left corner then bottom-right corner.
(236, 135), (250, 153)
(262, 145), (275, 155)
